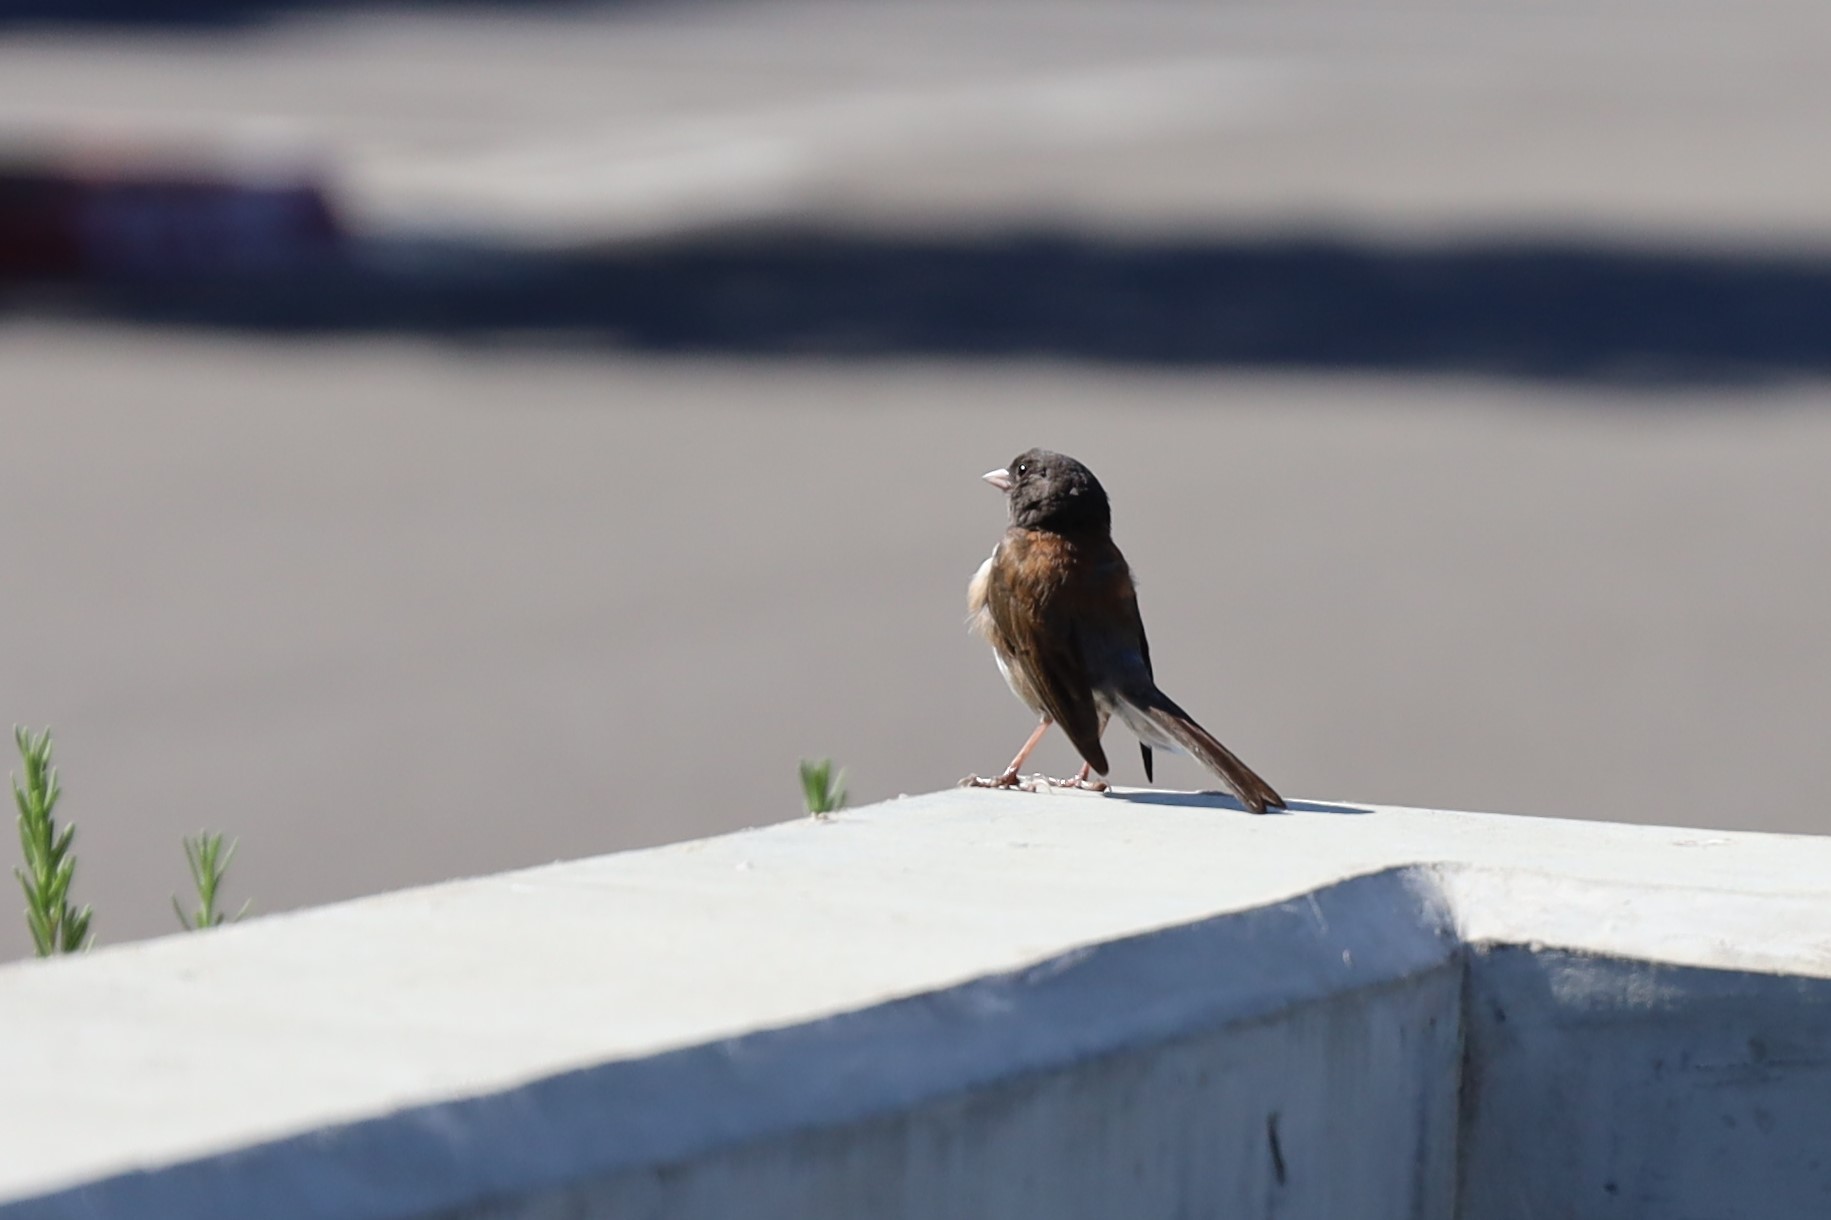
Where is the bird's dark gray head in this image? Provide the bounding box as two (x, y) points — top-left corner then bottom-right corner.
(982, 448), (1112, 534)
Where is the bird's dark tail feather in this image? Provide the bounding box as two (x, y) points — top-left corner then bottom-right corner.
(1129, 695), (1283, 814)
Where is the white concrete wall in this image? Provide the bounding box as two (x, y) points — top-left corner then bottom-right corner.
(1458, 946), (1831, 1219)
(2, 790), (1828, 1219)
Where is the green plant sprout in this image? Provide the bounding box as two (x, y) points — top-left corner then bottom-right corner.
(799, 758), (848, 819)
(13, 726), (91, 956)
(173, 831), (249, 931)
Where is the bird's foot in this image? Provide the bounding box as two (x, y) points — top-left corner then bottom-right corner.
(1045, 774), (1109, 792)
(960, 770), (1059, 792)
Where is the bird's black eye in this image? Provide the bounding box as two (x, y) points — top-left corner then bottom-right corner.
(1015, 462), (1029, 477)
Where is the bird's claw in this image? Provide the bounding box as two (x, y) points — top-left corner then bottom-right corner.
(960, 771), (1107, 793)
(1046, 774), (1109, 792)
(960, 770), (1057, 792)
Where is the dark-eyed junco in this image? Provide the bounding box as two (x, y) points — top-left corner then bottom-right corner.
(963, 448), (1284, 813)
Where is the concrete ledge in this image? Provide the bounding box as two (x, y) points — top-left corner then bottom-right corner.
(3, 790), (1829, 1219)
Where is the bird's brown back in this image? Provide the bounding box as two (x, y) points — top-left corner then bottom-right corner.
(982, 526), (1148, 773)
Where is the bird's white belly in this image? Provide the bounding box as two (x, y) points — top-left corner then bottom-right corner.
(992, 649), (1023, 701)
(967, 549), (1035, 708)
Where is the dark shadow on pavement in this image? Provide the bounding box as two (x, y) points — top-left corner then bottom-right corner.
(0, 0), (636, 31)
(1107, 790), (1375, 816)
(10, 227), (1831, 387)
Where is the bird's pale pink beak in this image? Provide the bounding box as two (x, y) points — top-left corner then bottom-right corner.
(982, 467), (1014, 492)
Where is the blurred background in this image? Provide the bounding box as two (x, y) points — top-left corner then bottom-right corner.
(2, 0), (1828, 957)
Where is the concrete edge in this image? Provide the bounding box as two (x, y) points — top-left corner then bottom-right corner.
(6, 867), (1457, 1220)
(1431, 862), (1831, 980)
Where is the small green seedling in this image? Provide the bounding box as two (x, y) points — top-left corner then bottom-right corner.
(174, 831), (250, 931)
(799, 758), (848, 819)
(13, 726), (91, 956)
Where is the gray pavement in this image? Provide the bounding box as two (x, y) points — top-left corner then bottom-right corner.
(3, 1), (1830, 955)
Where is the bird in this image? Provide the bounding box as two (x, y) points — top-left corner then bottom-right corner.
(962, 448), (1285, 813)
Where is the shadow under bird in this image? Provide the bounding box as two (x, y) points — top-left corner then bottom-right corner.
(964, 448), (1284, 813)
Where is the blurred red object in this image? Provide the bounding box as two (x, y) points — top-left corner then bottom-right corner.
(0, 155), (342, 279)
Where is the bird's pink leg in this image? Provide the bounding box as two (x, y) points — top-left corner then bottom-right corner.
(961, 719), (1051, 789)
